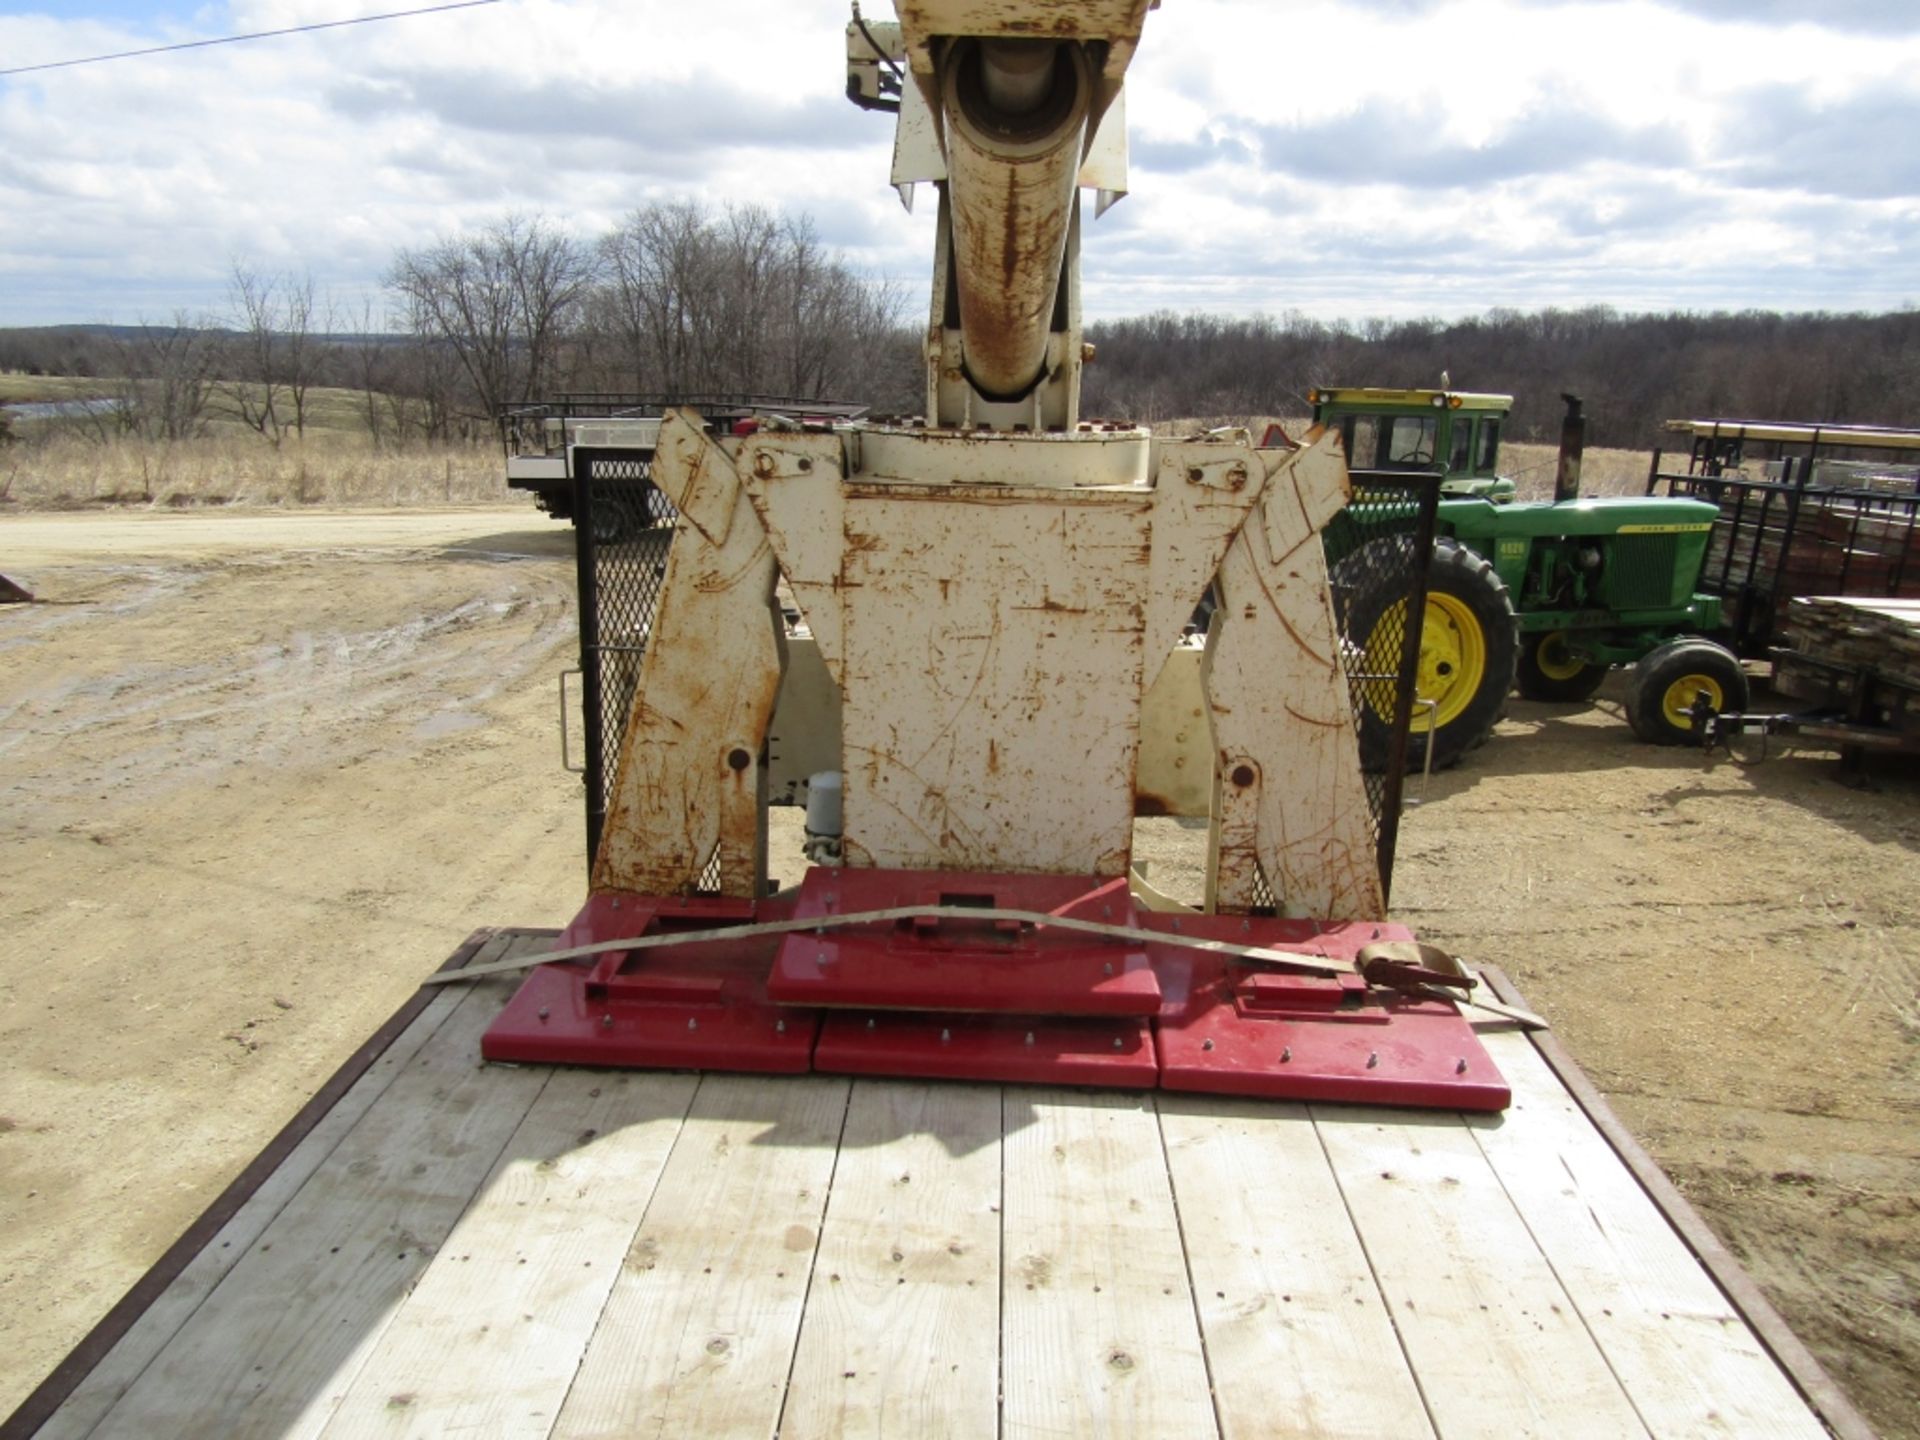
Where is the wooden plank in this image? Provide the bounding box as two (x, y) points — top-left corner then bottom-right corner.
(316, 1065), (700, 1439)
(84, 978), (548, 1440)
(26, 931), (509, 1440)
(780, 1081), (1002, 1439)
(1157, 1096), (1435, 1440)
(551, 1075), (850, 1440)
(1000, 1089), (1216, 1440)
(1469, 1027), (1828, 1438)
(1312, 1105), (1649, 1440)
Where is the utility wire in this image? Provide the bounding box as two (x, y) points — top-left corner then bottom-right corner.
(0, 0), (504, 78)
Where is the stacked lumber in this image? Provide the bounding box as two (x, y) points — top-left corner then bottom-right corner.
(1703, 493), (1920, 601)
(1784, 596), (1920, 689)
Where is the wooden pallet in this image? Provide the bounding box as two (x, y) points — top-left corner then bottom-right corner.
(6, 930), (1871, 1440)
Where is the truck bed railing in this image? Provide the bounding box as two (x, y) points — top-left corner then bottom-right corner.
(498, 392), (872, 458)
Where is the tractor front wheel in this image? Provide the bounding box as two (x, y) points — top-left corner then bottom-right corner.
(1516, 629), (1609, 702)
(1340, 538), (1518, 772)
(1626, 638), (1749, 745)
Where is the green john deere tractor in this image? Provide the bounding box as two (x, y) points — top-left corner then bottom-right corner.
(1315, 386), (1748, 769)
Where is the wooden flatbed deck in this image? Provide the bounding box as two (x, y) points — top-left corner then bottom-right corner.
(9, 930), (1869, 1439)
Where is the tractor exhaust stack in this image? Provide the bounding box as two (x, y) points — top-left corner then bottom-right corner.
(1555, 391), (1586, 503)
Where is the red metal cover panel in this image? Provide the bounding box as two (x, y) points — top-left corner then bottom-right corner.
(768, 869), (1161, 1015)
(482, 871), (1508, 1110)
(815, 1011), (1157, 1087)
(482, 892), (818, 1072)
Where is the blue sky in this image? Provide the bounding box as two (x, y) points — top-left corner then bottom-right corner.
(2, 1), (1918, 328)
(0, 2), (195, 20)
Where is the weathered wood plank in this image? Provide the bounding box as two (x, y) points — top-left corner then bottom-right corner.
(85, 977), (548, 1440)
(31, 937), (501, 1440)
(550, 1075), (850, 1440)
(780, 1081), (1002, 1440)
(1470, 1027), (1830, 1438)
(1000, 1089), (1217, 1440)
(1312, 1105), (1648, 1440)
(1158, 1096), (1435, 1440)
(316, 1066), (699, 1439)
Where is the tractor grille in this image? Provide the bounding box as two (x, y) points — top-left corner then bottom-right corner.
(1605, 533), (1681, 610)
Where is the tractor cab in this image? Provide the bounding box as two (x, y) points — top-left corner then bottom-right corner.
(1310, 386), (1517, 501)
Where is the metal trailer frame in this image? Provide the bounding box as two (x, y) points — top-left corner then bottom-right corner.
(1648, 419), (1920, 655)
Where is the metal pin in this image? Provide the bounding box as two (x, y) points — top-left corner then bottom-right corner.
(612, 897), (621, 909)
(776, 1019), (786, 1034)
(688, 1017), (698, 1032)
(816, 950), (829, 967)
(1455, 1058), (1467, 1074)
(537, 1006), (550, 1021)
(1241, 919), (1251, 932)
(1102, 962), (1114, 976)
(1171, 918), (1182, 932)
(1370, 926), (1379, 939)
(1366, 1051), (1379, 1069)
(601, 1014), (613, 1028)
(866, 1017), (876, 1030)
(1112, 1036), (1124, 1050)
(940, 1028), (951, 1044)
(1202, 1038), (1214, 1052)
(1280, 1046), (1292, 1063)
(1102, 904), (1112, 919)
(1023, 1031), (1035, 1046)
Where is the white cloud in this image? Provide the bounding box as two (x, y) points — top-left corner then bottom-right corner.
(1, 0), (1917, 325)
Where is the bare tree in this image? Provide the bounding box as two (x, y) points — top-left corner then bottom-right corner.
(591, 200), (907, 400)
(387, 214), (596, 420)
(217, 264), (323, 446)
(107, 315), (216, 442)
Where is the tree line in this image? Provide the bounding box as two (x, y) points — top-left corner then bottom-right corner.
(0, 202), (915, 447)
(1079, 306), (1920, 448)
(3, 199), (1916, 452)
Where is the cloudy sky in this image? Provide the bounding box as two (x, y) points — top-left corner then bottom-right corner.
(1, 0), (1917, 329)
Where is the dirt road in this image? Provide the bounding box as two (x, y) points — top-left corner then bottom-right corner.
(2, 506), (1915, 1436)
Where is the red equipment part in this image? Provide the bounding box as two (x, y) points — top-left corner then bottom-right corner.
(481, 868), (1510, 1110)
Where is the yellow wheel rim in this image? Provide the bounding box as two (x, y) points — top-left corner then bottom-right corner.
(1357, 593), (1487, 733)
(1534, 631), (1586, 681)
(1660, 672), (1725, 729)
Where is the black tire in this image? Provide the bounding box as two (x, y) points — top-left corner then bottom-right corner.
(1516, 629), (1609, 703)
(1627, 638), (1749, 745)
(1337, 537), (1518, 772)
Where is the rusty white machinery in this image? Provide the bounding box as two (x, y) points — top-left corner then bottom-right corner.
(481, 0), (1511, 1109)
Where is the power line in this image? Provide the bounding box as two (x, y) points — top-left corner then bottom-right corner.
(0, 0), (505, 78)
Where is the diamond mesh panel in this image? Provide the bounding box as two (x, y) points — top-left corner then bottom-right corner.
(1322, 473), (1439, 904)
(577, 454), (677, 865)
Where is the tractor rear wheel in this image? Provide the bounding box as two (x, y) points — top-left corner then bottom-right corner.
(1516, 629), (1609, 702)
(1339, 538), (1518, 772)
(1626, 637), (1748, 745)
